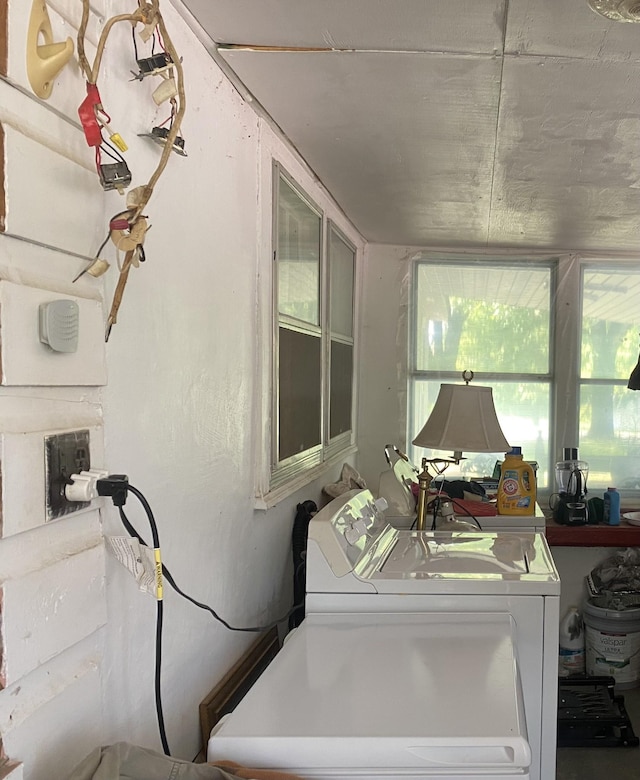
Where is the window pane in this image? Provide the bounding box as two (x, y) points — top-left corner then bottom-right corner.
(579, 384), (640, 490)
(411, 379), (551, 487)
(329, 229), (354, 338)
(414, 262), (551, 374)
(581, 268), (640, 380)
(277, 177), (321, 325)
(330, 341), (353, 439)
(278, 328), (321, 460)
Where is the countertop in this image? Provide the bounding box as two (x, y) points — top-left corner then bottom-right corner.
(546, 511), (640, 547)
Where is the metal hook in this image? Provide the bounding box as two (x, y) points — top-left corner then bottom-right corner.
(27, 0), (74, 99)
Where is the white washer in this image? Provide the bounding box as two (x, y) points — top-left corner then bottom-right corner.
(208, 489), (560, 780)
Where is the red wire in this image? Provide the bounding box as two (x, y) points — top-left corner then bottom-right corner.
(156, 28), (167, 52)
(97, 107), (112, 125)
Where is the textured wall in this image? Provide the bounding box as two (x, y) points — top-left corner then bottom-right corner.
(0, 0), (362, 775)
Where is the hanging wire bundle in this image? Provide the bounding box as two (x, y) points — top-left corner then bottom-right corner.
(76, 0), (186, 340)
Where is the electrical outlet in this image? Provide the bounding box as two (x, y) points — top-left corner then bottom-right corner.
(45, 429), (91, 520)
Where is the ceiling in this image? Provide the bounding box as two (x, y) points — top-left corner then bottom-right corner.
(180, 0), (640, 252)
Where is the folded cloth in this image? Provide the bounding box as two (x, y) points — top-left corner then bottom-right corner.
(67, 743), (305, 780)
(323, 462), (366, 498)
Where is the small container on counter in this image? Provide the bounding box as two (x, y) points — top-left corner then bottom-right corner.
(603, 487), (621, 525)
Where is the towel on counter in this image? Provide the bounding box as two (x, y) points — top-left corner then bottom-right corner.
(67, 743), (305, 780)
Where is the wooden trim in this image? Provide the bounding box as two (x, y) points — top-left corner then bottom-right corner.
(0, 122), (5, 233)
(0, 760), (22, 779)
(199, 627), (280, 755)
(0, 0), (7, 78)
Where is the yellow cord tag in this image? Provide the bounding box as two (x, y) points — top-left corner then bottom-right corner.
(154, 548), (163, 600)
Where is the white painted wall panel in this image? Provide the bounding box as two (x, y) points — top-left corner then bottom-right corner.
(0, 632), (102, 735)
(2, 123), (104, 255)
(0, 79), (92, 172)
(355, 243), (412, 490)
(1, 660), (103, 780)
(0, 508), (102, 583)
(0, 543), (106, 686)
(0, 426), (104, 537)
(0, 280), (107, 386)
(0, 390), (102, 434)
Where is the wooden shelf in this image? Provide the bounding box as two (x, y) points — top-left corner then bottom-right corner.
(546, 513), (640, 547)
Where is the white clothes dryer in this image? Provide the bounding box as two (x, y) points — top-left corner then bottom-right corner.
(208, 489), (560, 780)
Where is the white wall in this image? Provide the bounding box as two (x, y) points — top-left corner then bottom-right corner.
(0, 1), (363, 776)
(356, 244), (415, 491)
(98, 2), (363, 758)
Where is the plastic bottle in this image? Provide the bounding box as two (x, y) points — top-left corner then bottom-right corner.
(497, 447), (536, 515)
(559, 606), (585, 677)
(603, 487), (621, 525)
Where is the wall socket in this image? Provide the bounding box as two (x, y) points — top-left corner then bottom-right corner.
(45, 429), (91, 520)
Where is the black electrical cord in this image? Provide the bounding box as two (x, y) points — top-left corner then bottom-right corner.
(101, 136), (127, 163)
(96, 477), (305, 754)
(118, 491), (302, 633)
(120, 485), (169, 755)
(131, 25), (139, 61)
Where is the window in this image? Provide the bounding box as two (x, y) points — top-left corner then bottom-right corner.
(272, 165), (356, 488)
(408, 255), (640, 496)
(578, 266), (640, 494)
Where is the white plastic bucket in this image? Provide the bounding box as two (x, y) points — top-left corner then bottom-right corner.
(583, 600), (640, 689)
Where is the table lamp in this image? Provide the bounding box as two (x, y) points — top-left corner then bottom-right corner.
(412, 371), (510, 530)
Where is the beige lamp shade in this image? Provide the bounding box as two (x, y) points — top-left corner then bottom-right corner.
(412, 383), (510, 454)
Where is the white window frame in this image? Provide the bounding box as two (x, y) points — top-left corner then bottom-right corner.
(325, 220), (357, 459)
(266, 162), (357, 500)
(408, 253), (640, 500)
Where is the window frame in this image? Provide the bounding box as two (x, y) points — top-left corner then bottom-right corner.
(407, 253), (640, 501)
(269, 162), (357, 493)
(325, 220), (357, 458)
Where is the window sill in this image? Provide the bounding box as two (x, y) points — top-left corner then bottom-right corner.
(254, 444), (358, 510)
(546, 511), (640, 547)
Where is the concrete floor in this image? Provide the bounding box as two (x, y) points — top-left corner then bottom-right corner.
(556, 684), (640, 779)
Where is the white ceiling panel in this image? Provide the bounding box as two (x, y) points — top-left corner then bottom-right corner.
(221, 50), (502, 245)
(180, 0), (640, 251)
(491, 57), (640, 249)
(183, 0), (506, 52)
(505, 0), (640, 61)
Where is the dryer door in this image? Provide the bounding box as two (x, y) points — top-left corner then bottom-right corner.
(208, 611), (530, 778)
